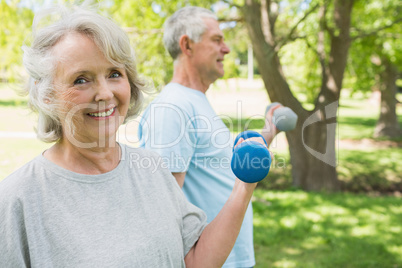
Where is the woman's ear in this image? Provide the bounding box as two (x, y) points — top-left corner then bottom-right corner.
(178, 35), (193, 56)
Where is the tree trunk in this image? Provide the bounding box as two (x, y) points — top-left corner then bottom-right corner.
(242, 0), (354, 191)
(286, 102), (339, 191)
(374, 58), (402, 138)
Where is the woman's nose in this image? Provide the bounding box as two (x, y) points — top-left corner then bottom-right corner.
(95, 80), (113, 102)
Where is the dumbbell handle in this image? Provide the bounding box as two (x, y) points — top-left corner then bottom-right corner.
(265, 102), (298, 131)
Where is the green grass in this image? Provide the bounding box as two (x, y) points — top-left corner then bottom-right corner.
(338, 96), (402, 141)
(338, 148), (402, 192)
(252, 190), (402, 268)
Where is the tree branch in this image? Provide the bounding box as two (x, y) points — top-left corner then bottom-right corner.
(323, 18), (335, 38)
(351, 17), (402, 40)
(260, 0), (275, 46)
(218, 17), (244, 23)
(276, 3), (319, 49)
(221, 0), (241, 9)
(267, 0), (279, 34)
(322, 0), (335, 38)
(303, 36), (320, 58)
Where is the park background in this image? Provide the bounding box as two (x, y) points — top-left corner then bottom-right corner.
(0, 0), (401, 267)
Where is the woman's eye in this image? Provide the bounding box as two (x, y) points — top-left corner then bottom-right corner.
(74, 78), (87, 85)
(110, 72), (121, 78)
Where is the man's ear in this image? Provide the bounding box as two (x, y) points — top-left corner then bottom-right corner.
(179, 35), (193, 56)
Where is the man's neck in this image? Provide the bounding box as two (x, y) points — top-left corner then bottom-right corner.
(171, 77), (209, 94)
(171, 60), (213, 94)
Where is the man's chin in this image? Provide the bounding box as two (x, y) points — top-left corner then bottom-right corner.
(218, 70), (225, 78)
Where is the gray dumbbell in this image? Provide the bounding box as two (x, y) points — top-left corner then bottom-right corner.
(265, 102), (298, 131)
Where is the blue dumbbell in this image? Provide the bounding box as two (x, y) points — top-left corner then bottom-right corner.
(231, 130), (271, 183)
(265, 102), (298, 131)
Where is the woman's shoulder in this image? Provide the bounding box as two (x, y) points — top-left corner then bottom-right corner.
(121, 144), (166, 170)
(120, 144), (174, 182)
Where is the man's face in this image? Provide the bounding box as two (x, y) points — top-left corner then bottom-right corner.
(190, 18), (230, 84)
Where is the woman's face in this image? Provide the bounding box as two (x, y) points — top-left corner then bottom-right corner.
(52, 32), (131, 147)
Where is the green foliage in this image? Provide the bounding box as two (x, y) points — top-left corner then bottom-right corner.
(215, 1), (251, 79)
(0, 1), (34, 82)
(223, 0), (401, 106)
(252, 190), (402, 267)
(346, 0), (402, 93)
(280, 40), (321, 104)
(269, 0), (327, 105)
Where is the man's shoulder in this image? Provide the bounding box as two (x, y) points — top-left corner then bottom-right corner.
(145, 85), (201, 118)
(155, 83), (204, 106)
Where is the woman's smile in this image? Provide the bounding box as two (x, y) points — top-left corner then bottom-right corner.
(87, 107), (116, 118)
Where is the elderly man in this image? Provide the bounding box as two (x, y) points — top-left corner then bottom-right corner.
(139, 6), (278, 267)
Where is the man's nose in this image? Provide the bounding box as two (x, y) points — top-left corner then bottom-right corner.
(222, 42), (230, 54)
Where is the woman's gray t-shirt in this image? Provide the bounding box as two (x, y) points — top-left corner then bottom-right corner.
(0, 144), (206, 267)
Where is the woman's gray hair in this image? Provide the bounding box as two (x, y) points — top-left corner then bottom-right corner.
(163, 6), (217, 60)
(22, 4), (146, 143)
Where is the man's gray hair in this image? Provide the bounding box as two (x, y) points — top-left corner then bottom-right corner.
(163, 6), (217, 60)
(22, 4), (146, 143)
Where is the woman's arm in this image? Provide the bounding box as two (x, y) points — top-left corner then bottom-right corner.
(184, 179), (257, 267)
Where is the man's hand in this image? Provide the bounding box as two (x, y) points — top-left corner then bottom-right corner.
(261, 103), (282, 146)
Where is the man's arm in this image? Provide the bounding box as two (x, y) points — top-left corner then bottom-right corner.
(172, 172), (186, 188)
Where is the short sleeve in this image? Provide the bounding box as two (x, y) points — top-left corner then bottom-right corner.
(136, 148), (208, 257)
(138, 102), (197, 173)
(166, 172), (207, 256)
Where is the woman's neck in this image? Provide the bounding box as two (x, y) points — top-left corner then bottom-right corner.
(43, 139), (121, 175)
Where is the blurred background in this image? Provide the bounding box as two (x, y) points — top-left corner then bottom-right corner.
(1, 0), (401, 267)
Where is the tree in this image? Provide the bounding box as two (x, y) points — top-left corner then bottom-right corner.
(346, 0), (402, 138)
(373, 54), (401, 138)
(228, 0), (402, 191)
(232, 0), (357, 191)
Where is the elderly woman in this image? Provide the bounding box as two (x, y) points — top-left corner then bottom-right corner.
(0, 5), (263, 268)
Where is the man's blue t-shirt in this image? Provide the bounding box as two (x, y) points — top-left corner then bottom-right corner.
(138, 83), (255, 267)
